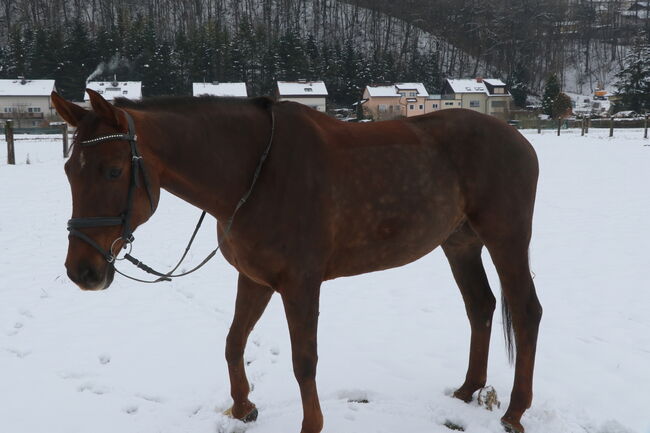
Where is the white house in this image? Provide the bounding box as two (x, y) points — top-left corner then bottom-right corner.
(193, 82), (248, 97)
(0, 78), (57, 128)
(276, 80), (328, 112)
(442, 78), (512, 118)
(85, 81), (142, 103)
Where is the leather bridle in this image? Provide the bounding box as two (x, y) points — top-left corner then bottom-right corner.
(67, 110), (155, 264)
(66, 106), (275, 283)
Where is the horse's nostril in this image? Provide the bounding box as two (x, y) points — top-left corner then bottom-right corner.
(79, 267), (100, 286)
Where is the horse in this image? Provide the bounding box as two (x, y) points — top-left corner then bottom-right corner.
(52, 89), (541, 433)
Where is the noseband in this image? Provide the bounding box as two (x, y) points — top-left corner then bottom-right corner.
(67, 110), (155, 263)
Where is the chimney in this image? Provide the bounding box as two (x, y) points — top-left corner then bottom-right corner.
(475, 77), (483, 83)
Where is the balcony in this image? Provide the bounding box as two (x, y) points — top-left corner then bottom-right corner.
(0, 112), (44, 119)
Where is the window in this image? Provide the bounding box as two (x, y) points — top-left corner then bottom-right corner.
(28, 107), (41, 113)
(444, 102), (454, 106)
(304, 88), (313, 92)
(32, 121), (39, 126)
(470, 100), (480, 107)
(395, 105), (401, 111)
(410, 92), (417, 97)
(494, 87), (505, 94)
(431, 103), (439, 109)
(409, 104), (415, 110)
(419, 105), (424, 110)
(379, 104), (388, 112)
(491, 100), (506, 108)
(122, 90), (128, 95)
(4, 107), (14, 113)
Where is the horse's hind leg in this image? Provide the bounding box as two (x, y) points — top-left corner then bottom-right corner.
(471, 218), (542, 433)
(442, 222), (496, 402)
(225, 273), (273, 421)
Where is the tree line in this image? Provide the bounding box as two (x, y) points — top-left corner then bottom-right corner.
(0, 0), (647, 110)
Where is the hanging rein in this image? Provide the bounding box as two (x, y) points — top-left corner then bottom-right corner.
(67, 107), (275, 284)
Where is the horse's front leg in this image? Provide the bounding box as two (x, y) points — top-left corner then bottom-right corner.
(225, 273), (273, 421)
(280, 274), (323, 433)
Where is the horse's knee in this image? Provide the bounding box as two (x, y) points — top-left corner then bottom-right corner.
(292, 352), (318, 382)
(225, 332), (245, 364)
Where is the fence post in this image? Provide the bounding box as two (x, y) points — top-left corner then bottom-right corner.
(537, 117), (541, 134)
(581, 116), (585, 136)
(5, 120), (15, 165)
(585, 117), (589, 134)
(609, 116), (614, 137)
(644, 114), (648, 140)
(62, 123), (69, 157)
(557, 118), (561, 136)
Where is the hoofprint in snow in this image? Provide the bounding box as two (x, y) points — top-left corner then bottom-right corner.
(0, 129), (648, 433)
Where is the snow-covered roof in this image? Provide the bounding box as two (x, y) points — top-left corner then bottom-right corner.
(193, 82), (248, 97)
(365, 85), (399, 97)
(447, 79), (488, 94)
(277, 81), (328, 97)
(0, 79), (56, 96)
(483, 79), (506, 87)
(84, 81), (142, 101)
(395, 82), (429, 97)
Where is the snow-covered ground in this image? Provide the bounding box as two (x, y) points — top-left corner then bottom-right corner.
(0, 129), (648, 433)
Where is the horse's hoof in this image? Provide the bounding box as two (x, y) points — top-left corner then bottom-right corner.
(501, 418), (524, 433)
(223, 406), (258, 423)
(452, 389), (474, 403)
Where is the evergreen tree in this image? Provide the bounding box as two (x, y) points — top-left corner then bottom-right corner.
(541, 73), (560, 116)
(507, 63), (529, 109)
(614, 35), (650, 113)
(60, 19), (96, 100)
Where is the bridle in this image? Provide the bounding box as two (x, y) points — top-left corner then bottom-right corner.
(67, 107), (275, 283)
(67, 110), (155, 264)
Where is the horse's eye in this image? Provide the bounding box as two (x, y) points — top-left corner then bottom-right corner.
(108, 167), (122, 179)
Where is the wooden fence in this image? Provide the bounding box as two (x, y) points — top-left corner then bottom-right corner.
(4, 121), (71, 165)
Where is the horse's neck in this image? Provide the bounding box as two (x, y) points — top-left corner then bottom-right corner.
(141, 106), (271, 220)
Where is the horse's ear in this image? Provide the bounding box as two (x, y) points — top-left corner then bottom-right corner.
(51, 91), (88, 127)
(86, 88), (123, 128)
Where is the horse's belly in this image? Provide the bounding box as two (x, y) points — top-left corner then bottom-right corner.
(324, 189), (464, 280)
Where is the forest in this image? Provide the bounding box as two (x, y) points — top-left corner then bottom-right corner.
(0, 0), (648, 107)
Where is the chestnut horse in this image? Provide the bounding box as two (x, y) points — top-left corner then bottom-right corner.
(52, 89), (541, 433)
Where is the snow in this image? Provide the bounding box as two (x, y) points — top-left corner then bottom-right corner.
(395, 83), (429, 97)
(85, 81), (142, 101)
(482, 79), (506, 87)
(1, 129), (649, 433)
(365, 85), (400, 97)
(277, 81), (328, 97)
(0, 79), (56, 96)
(447, 79), (488, 94)
(193, 83), (248, 98)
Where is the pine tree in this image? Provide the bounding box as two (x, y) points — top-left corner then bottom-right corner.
(507, 64), (529, 109)
(542, 73), (560, 117)
(614, 35), (650, 113)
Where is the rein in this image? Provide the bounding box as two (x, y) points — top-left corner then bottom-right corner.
(67, 107), (275, 284)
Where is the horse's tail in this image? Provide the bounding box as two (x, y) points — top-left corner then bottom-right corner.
(502, 291), (515, 365)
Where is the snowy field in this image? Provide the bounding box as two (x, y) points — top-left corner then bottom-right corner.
(0, 129), (648, 433)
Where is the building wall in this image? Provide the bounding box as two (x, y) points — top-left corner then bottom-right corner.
(362, 96), (402, 120)
(0, 95), (57, 128)
(278, 96), (327, 112)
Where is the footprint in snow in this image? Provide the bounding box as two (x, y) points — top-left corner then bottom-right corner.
(4, 347), (31, 358)
(98, 353), (111, 365)
(135, 393), (164, 404)
(124, 405), (138, 415)
(77, 382), (109, 395)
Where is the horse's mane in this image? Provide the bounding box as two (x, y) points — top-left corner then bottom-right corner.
(113, 95), (274, 112)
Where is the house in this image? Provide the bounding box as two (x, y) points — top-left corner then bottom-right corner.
(276, 80), (328, 112)
(0, 78), (57, 128)
(84, 80), (142, 104)
(361, 82), (442, 120)
(442, 78), (512, 118)
(193, 82), (248, 97)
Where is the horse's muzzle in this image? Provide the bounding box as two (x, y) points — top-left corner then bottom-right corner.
(66, 261), (115, 291)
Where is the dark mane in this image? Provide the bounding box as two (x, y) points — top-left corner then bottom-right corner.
(113, 95), (274, 111)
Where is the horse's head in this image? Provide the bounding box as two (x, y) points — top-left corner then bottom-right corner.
(52, 90), (160, 291)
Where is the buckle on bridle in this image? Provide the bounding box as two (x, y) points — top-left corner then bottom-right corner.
(110, 236), (133, 262)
